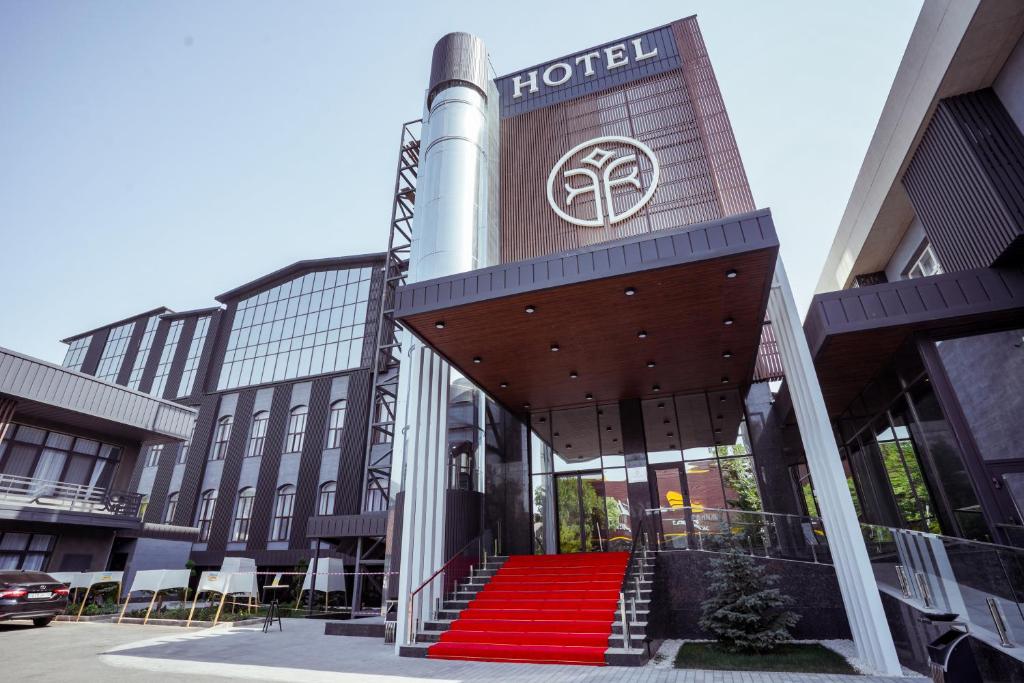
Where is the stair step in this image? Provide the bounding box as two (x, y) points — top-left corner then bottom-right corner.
(427, 641), (607, 665)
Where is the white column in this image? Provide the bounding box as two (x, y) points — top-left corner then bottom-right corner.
(766, 255), (902, 676)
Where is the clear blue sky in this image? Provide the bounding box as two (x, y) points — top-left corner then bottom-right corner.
(0, 1), (922, 363)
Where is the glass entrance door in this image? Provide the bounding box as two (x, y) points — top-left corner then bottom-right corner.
(649, 463), (694, 549)
(555, 472), (607, 553)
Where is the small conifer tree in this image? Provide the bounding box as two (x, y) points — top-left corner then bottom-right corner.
(698, 532), (800, 653)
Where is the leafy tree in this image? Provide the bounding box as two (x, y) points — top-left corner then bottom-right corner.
(719, 458), (761, 512)
(699, 533), (800, 653)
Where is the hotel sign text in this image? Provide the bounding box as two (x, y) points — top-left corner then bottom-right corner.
(496, 26), (681, 117)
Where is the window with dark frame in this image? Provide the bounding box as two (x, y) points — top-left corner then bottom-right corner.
(0, 532), (56, 571)
(196, 490), (217, 542)
(164, 492), (178, 524)
(61, 336), (90, 371)
(145, 444), (163, 468)
(284, 406), (307, 453)
(210, 415), (233, 461)
(178, 439), (190, 465)
(270, 484), (296, 541)
(317, 481), (337, 516)
(95, 321), (136, 382)
(247, 412), (269, 457)
(231, 488), (255, 542)
(0, 423), (122, 491)
(327, 400), (346, 449)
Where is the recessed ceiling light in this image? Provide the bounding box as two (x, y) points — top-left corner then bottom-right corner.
(714, 428), (722, 434)
(553, 431), (559, 437)
(500, 382), (509, 388)
(719, 396), (727, 402)
(550, 343), (560, 352)
(565, 443), (573, 449)
(569, 371), (578, 379)
(726, 269), (738, 279)
(646, 360), (656, 368)
(658, 402), (665, 409)
(637, 330), (648, 339)
(669, 444), (676, 449)
(606, 426), (612, 431)
(525, 305), (536, 314)
(721, 376), (729, 384)
(538, 417), (546, 423)
(667, 431), (674, 437)
(523, 403), (531, 409)
(612, 438), (618, 442)
(723, 318), (734, 326)
(716, 414), (723, 420)
(434, 321), (446, 329)
(624, 287), (637, 296)
(722, 350), (733, 359)
(597, 409), (603, 416)
(652, 384), (660, 392)
(663, 419), (670, 425)
(585, 393), (593, 401)
(473, 356), (482, 364)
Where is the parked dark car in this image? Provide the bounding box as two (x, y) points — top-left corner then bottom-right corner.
(0, 570), (69, 626)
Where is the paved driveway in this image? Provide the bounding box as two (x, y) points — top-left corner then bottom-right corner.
(1, 618), (928, 682)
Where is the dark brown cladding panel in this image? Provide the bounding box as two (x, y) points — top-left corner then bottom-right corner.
(428, 32), (489, 106)
(246, 383), (293, 551)
(288, 376), (332, 549)
(397, 209), (777, 319)
(903, 89), (1024, 272)
(334, 369), (372, 515)
(172, 394), (220, 526)
(205, 389), (257, 551)
(498, 16), (754, 264)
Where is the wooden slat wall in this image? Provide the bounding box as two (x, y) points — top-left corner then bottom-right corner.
(498, 16), (755, 265)
(206, 389), (257, 550)
(246, 384), (293, 550)
(903, 89), (1024, 272)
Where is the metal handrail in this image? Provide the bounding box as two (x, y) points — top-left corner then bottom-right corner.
(406, 535), (481, 644)
(618, 516), (651, 651)
(0, 472), (142, 517)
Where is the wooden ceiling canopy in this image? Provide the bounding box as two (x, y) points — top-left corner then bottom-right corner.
(395, 210), (779, 416)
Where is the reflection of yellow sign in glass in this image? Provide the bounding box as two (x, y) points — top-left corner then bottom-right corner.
(666, 491), (684, 508)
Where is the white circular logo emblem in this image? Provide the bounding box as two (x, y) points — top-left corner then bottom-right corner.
(546, 135), (660, 228)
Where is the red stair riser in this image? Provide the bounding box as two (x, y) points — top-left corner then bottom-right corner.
(427, 552), (631, 666)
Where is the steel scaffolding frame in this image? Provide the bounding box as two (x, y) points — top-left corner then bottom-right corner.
(361, 120), (421, 513)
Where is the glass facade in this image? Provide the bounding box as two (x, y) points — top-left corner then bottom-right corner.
(210, 416), (232, 461)
(0, 424), (122, 490)
(327, 400), (346, 449)
(217, 267), (373, 390)
(285, 406), (307, 453)
(175, 316), (210, 397)
(270, 485), (295, 541)
(94, 322), (135, 382)
(197, 490), (216, 542)
(127, 316), (160, 390)
(150, 319), (184, 398)
(231, 488), (255, 542)
(247, 412), (268, 457)
(0, 533), (56, 571)
(144, 444), (163, 467)
(62, 336), (90, 372)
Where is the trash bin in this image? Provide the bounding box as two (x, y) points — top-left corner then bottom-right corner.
(927, 629), (981, 683)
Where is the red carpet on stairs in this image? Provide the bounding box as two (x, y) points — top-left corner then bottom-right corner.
(427, 552), (629, 665)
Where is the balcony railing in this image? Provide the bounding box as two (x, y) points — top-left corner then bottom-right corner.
(645, 505), (1024, 649)
(0, 473), (143, 518)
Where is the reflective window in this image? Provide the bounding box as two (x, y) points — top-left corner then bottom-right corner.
(144, 444), (163, 468)
(905, 241), (943, 279)
(247, 412), (269, 458)
(177, 438), (189, 465)
(196, 490), (217, 542)
(285, 406), (307, 453)
(0, 423), (121, 490)
(62, 336), (90, 372)
(327, 400), (346, 449)
(270, 484), (296, 541)
(164, 492), (178, 524)
(127, 316), (160, 389)
(95, 322), (135, 382)
(231, 488), (255, 542)
(0, 533), (55, 571)
(176, 316), (211, 397)
(318, 481), (336, 515)
(210, 415), (232, 461)
(150, 320), (184, 398)
(217, 267), (373, 390)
